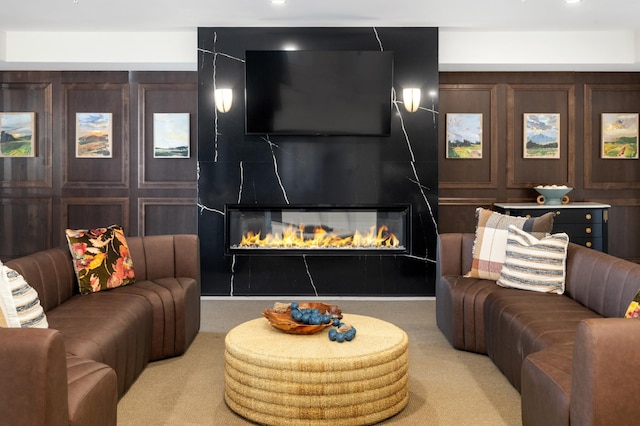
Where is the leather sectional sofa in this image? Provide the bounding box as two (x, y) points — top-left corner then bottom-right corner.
(437, 233), (640, 425)
(0, 234), (201, 426)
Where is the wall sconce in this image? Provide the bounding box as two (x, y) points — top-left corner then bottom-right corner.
(402, 88), (421, 112)
(214, 88), (233, 113)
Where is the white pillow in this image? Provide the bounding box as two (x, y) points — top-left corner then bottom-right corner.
(0, 261), (48, 328)
(496, 225), (569, 294)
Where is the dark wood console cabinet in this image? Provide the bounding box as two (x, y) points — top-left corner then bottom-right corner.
(493, 202), (610, 253)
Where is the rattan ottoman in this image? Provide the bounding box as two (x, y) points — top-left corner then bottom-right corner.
(224, 313), (409, 425)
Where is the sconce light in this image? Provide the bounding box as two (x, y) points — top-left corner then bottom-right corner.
(402, 88), (421, 113)
(214, 88), (233, 113)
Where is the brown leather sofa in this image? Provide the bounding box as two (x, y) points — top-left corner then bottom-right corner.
(436, 233), (640, 426)
(0, 234), (201, 426)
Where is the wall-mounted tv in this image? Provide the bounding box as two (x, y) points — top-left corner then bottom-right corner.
(245, 50), (394, 136)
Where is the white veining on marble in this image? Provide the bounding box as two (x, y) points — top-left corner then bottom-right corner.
(237, 161), (244, 204)
(263, 135), (290, 204)
(211, 32), (220, 162)
(376, 32), (438, 238)
(198, 32), (245, 163)
(230, 255), (236, 296)
(197, 203), (224, 216)
(303, 255), (319, 297)
(404, 254), (437, 263)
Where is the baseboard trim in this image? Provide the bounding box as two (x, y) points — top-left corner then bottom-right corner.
(201, 296), (435, 301)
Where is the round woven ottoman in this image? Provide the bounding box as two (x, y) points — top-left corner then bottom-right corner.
(224, 313), (409, 425)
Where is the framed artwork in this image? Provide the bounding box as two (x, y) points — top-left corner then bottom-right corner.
(601, 113), (638, 159)
(523, 113), (560, 159)
(153, 113), (190, 158)
(0, 112), (36, 157)
(445, 113), (483, 159)
(75, 112), (112, 158)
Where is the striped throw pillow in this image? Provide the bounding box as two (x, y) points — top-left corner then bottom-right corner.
(0, 262), (48, 328)
(496, 225), (569, 294)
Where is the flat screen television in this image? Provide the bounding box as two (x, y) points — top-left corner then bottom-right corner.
(245, 50), (394, 136)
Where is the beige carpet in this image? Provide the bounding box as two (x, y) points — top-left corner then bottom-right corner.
(117, 299), (521, 425)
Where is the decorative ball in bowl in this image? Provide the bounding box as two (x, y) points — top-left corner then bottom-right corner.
(262, 301), (343, 335)
(534, 185), (572, 205)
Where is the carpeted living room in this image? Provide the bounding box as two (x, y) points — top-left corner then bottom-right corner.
(117, 298), (522, 425)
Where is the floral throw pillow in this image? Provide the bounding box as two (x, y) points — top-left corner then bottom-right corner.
(624, 289), (640, 318)
(65, 225), (135, 294)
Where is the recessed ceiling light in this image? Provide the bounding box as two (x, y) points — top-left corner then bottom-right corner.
(271, 0), (287, 5)
(565, 0), (582, 4)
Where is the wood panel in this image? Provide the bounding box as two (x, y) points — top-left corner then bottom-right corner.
(0, 197), (52, 258)
(608, 204), (640, 262)
(62, 83), (130, 188)
(439, 84), (498, 189)
(506, 84), (575, 189)
(138, 197), (198, 235)
(61, 198), (130, 233)
(0, 82), (53, 188)
(584, 84), (640, 189)
(438, 198), (496, 234)
(137, 83), (198, 188)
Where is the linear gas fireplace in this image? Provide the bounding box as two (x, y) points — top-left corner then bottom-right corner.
(225, 205), (410, 255)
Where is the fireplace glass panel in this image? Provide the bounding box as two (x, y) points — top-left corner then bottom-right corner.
(225, 205), (409, 255)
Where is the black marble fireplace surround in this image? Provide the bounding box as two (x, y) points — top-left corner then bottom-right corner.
(197, 27), (439, 296)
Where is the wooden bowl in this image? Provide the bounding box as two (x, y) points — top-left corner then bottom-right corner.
(262, 302), (343, 335)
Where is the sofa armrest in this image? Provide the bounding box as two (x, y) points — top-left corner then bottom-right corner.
(0, 328), (69, 426)
(571, 318), (640, 425)
(437, 233), (474, 278)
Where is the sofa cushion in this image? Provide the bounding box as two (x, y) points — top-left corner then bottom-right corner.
(465, 208), (554, 280)
(436, 274), (503, 354)
(66, 356), (117, 426)
(484, 290), (601, 390)
(497, 225), (569, 294)
(521, 344), (574, 426)
(624, 289), (640, 318)
(113, 277), (200, 361)
(65, 225), (136, 294)
(0, 261), (48, 328)
(46, 291), (152, 396)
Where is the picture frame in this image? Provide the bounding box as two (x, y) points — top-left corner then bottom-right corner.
(153, 113), (190, 158)
(0, 112), (36, 157)
(523, 113), (560, 159)
(601, 113), (639, 159)
(445, 113), (483, 159)
(75, 112), (113, 158)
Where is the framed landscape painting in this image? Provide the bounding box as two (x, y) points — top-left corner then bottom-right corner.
(523, 113), (560, 159)
(153, 113), (190, 158)
(601, 113), (638, 159)
(75, 112), (112, 158)
(446, 113), (482, 159)
(0, 112), (36, 157)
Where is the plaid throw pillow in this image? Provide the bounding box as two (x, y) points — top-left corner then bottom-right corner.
(465, 208), (555, 280)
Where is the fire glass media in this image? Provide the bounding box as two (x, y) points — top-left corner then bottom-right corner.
(225, 205), (410, 255)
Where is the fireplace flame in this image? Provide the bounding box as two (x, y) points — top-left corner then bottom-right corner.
(238, 224), (400, 249)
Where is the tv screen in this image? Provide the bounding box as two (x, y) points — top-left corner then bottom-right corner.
(245, 50), (394, 136)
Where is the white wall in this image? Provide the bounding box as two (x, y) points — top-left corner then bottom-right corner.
(1, 29), (639, 71)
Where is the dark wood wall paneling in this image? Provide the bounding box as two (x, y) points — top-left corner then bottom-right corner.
(0, 71), (198, 260)
(4, 70), (640, 265)
(439, 72), (640, 262)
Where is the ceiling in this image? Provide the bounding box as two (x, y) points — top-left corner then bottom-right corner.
(1, 0), (639, 33)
